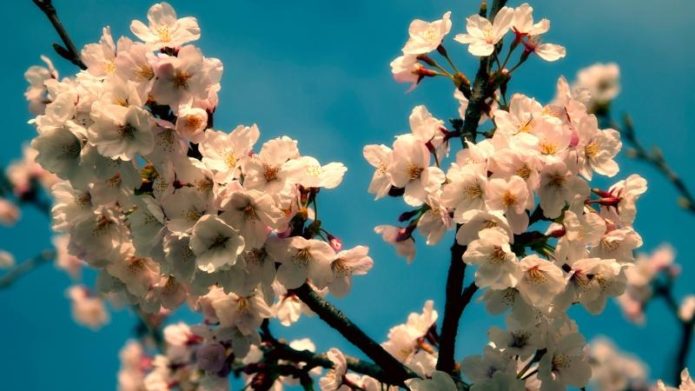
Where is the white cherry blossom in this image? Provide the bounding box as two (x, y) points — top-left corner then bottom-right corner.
(455, 7), (515, 56)
(130, 2), (201, 49)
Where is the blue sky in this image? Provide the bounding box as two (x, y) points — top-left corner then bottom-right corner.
(1, 0), (694, 389)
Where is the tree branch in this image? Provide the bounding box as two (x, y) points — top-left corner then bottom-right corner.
(437, 0), (506, 375)
(269, 341), (397, 384)
(0, 250), (55, 290)
(437, 241), (468, 374)
(603, 113), (695, 214)
(653, 283), (695, 384)
(290, 283), (417, 386)
(675, 318), (694, 385)
(32, 0), (87, 70)
(457, 0), (508, 146)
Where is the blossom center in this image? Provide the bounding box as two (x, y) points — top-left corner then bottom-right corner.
(526, 266), (547, 283)
(585, 141), (599, 158)
(263, 164), (280, 182)
(118, 123), (138, 140)
(225, 153), (238, 168)
(409, 165), (424, 180)
(156, 26), (172, 43)
(173, 71), (191, 89)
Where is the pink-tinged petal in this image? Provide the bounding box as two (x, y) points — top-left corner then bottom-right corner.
(148, 2), (177, 26)
(468, 42), (494, 57)
(535, 43), (566, 62)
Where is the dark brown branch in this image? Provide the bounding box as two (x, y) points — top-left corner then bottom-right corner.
(32, 0), (87, 70)
(261, 319), (387, 382)
(675, 318), (694, 385)
(436, 241), (467, 374)
(290, 283), (417, 386)
(0, 250), (55, 290)
(269, 341), (396, 384)
(438, 0), (506, 375)
(457, 0), (508, 146)
(653, 283), (695, 384)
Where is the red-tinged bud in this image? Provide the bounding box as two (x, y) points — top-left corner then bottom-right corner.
(512, 29), (526, 44)
(396, 225), (416, 242)
(598, 196), (621, 207)
(327, 234), (343, 251)
(187, 334), (204, 345)
(424, 139), (437, 154)
(416, 54), (436, 66)
(591, 188), (614, 198)
(416, 67), (438, 77)
(548, 227), (566, 238)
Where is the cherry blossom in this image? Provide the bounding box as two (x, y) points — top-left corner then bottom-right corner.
(455, 7), (514, 56)
(130, 2), (201, 49)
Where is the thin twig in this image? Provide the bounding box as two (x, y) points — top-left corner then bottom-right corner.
(290, 283), (417, 386)
(606, 113), (695, 214)
(0, 249), (55, 289)
(32, 0), (87, 70)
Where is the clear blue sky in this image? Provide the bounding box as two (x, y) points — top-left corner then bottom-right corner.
(1, 0), (694, 389)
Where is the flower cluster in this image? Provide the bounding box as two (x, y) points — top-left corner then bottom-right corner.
(366, 4), (650, 390)
(587, 337), (648, 391)
(617, 244), (679, 323)
(390, 3), (565, 91)
(9, 0), (692, 390)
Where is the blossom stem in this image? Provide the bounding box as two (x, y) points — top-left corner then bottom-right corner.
(0, 249), (55, 290)
(290, 283), (418, 386)
(32, 0), (87, 70)
(458, 0), (509, 147)
(437, 45), (461, 74)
